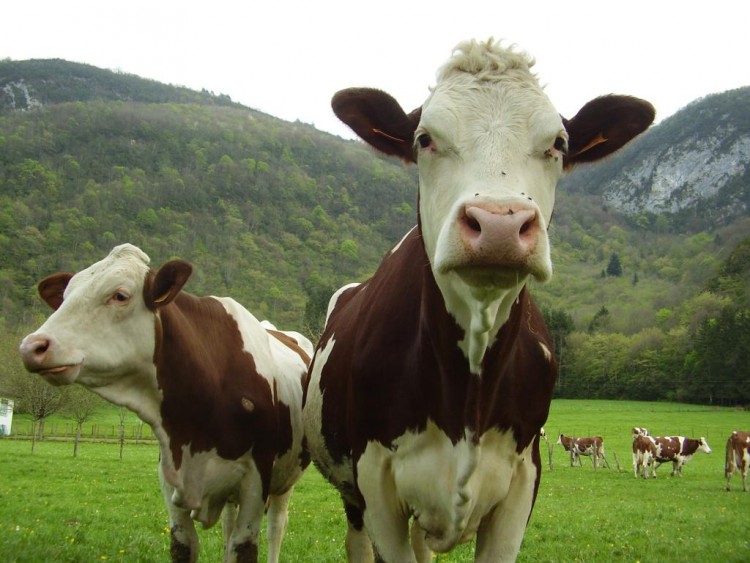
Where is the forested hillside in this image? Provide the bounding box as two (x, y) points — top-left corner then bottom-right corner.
(1, 59), (748, 407)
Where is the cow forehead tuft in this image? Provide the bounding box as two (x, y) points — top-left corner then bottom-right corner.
(437, 39), (535, 84)
(109, 243), (151, 265)
(67, 244), (151, 295)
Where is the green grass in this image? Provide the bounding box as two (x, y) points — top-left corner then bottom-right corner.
(1, 400), (748, 562)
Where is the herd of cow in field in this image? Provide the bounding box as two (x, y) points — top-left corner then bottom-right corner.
(15, 38), (750, 563)
(553, 427), (749, 490)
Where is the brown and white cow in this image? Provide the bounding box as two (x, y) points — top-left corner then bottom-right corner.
(725, 430), (750, 492)
(632, 434), (657, 478)
(648, 435), (712, 478)
(19, 244), (311, 563)
(303, 39), (653, 562)
(557, 434), (608, 469)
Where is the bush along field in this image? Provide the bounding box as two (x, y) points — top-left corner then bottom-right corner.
(1, 400), (748, 562)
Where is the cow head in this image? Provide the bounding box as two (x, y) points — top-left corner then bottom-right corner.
(19, 244), (192, 394)
(698, 437), (712, 454)
(332, 39), (654, 367)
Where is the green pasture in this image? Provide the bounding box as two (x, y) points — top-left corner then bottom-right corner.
(0, 400), (748, 562)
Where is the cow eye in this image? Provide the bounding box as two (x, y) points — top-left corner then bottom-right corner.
(109, 291), (130, 305)
(416, 133), (433, 150)
(553, 136), (567, 154)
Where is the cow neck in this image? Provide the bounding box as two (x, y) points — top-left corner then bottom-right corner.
(420, 239), (528, 376)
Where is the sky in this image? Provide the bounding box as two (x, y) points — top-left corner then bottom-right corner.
(2, 1), (749, 140)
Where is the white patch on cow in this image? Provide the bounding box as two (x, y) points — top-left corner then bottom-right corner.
(260, 320), (314, 358)
(539, 341), (552, 362)
(409, 43), (564, 375)
(390, 226), (417, 255)
(324, 282), (361, 325)
(357, 423), (535, 560)
(303, 336), (357, 492)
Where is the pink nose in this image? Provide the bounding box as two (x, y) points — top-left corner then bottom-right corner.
(19, 334), (52, 372)
(459, 203), (541, 266)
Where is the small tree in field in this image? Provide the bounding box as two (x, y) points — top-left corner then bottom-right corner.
(63, 387), (104, 457)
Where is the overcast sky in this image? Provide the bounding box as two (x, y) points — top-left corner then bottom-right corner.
(2, 1), (748, 139)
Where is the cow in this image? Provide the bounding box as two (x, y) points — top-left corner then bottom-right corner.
(632, 434), (657, 478)
(557, 434), (609, 469)
(632, 427), (649, 439)
(725, 430), (750, 492)
(302, 38), (654, 562)
(18, 244), (311, 563)
(649, 436), (712, 478)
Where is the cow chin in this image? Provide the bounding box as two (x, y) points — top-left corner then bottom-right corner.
(448, 260), (551, 290)
(37, 364), (81, 386)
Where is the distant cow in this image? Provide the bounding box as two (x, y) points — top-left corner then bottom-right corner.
(632, 427), (649, 439)
(632, 434), (657, 478)
(303, 38), (652, 562)
(19, 244), (311, 563)
(725, 430), (750, 492)
(557, 434), (609, 469)
(649, 436), (712, 477)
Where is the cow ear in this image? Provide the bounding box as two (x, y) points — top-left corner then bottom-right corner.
(148, 260), (193, 309)
(38, 272), (74, 311)
(563, 95), (655, 169)
(332, 87), (421, 163)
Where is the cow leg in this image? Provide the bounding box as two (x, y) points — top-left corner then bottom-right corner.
(226, 472), (266, 563)
(474, 455), (536, 562)
(343, 501), (375, 562)
(409, 519), (433, 563)
(265, 487), (293, 563)
(159, 465), (199, 562)
(221, 503), (238, 556)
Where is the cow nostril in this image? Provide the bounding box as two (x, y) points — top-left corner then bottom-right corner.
(520, 217), (535, 236)
(466, 215), (481, 233)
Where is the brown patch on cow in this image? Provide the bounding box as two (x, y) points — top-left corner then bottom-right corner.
(315, 227), (557, 493)
(153, 292), (292, 497)
(170, 530), (193, 563)
(233, 540), (258, 563)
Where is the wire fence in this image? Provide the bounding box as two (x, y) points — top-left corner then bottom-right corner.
(7, 422), (158, 443)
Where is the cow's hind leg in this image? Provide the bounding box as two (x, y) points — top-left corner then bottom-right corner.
(265, 487), (293, 563)
(227, 472), (266, 563)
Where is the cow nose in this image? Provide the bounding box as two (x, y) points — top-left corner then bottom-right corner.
(459, 203), (541, 263)
(19, 334), (52, 371)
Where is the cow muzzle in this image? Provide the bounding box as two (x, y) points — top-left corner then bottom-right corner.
(438, 201), (551, 286)
(19, 333), (82, 385)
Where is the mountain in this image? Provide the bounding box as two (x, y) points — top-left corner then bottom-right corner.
(1, 58), (243, 111)
(1, 58), (748, 405)
(559, 86), (750, 232)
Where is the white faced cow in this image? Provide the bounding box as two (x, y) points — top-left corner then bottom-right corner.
(725, 430), (750, 492)
(19, 244), (311, 563)
(303, 39), (654, 562)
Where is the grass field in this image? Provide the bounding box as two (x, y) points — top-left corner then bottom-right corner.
(1, 400), (748, 562)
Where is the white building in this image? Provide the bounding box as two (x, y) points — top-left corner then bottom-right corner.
(0, 398), (14, 436)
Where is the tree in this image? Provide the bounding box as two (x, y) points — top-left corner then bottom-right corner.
(63, 387), (104, 457)
(9, 369), (67, 451)
(606, 253), (623, 277)
(588, 306), (611, 333)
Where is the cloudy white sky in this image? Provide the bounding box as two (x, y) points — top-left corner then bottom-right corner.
(2, 1), (748, 139)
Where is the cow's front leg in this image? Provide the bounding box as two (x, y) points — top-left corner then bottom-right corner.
(474, 454), (536, 562)
(357, 447), (415, 563)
